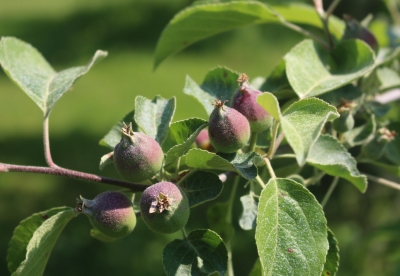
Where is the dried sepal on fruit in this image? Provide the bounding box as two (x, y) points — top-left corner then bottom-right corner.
(140, 182), (189, 234)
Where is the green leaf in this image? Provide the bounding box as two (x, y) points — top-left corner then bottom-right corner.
(207, 202), (235, 242)
(343, 116), (376, 148)
(383, 123), (400, 166)
(134, 95), (176, 145)
(255, 178), (328, 276)
(260, 59), (296, 99)
(376, 67), (400, 91)
(318, 84), (362, 108)
(0, 37), (107, 118)
(322, 229), (340, 276)
(282, 98), (339, 166)
(285, 39), (375, 99)
(7, 207), (73, 274)
(9, 207), (75, 276)
(249, 258), (263, 276)
(163, 229), (227, 276)
(163, 118), (208, 166)
(239, 194), (258, 230)
(359, 159), (400, 176)
(256, 92), (281, 121)
(99, 110), (138, 149)
(185, 148), (258, 180)
(307, 135), (367, 193)
(154, 2), (344, 67)
(183, 67), (239, 116)
(183, 170), (223, 208)
(259, 94), (339, 166)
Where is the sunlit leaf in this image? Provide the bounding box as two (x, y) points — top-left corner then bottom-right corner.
(134, 95), (176, 145)
(154, 2), (344, 67)
(9, 207), (75, 276)
(256, 178), (328, 275)
(285, 39), (375, 99)
(307, 135), (367, 192)
(0, 37), (107, 118)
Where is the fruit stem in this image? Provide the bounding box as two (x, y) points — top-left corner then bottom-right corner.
(255, 175), (266, 189)
(43, 117), (58, 168)
(264, 158), (276, 180)
(0, 162), (148, 192)
(304, 171), (326, 187)
(226, 176), (240, 224)
(385, 0), (400, 25)
(174, 157), (181, 180)
(270, 8), (330, 50)
(181, 228), (188, 239)
(248, 132), (258, 152)
(364, 173), (400, 191)
(225, 175), (239, 276)
(266, 121), (280, 159)
(272, 153), (296, 159)
(321, 176), (339, 208)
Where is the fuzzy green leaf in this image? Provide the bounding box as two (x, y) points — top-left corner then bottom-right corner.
(239, 194), (258, 230)
(282, 98), (339, 166)
(376, 67), (400, 91)
(249, 258), (263, 276)
(184, 171), (223, 208)
(163, 118), (208, 166)
(285, 39), (375, 99)
(256, 92), (281, 121)
(154, 2), (344, 67)
(0, 37), (107, 118)
(8, 207), (75, 276)
(359, 160), (400, 176)
(183, 67), (239, 116)
(343, 116), (376, 148)
(255, 178), (328, 276)
(134, 95), (176, 145)
(307, 135), (367, 192)
(185, 148), (258, 180)
(322, 229), (340, 276)
(259, 95), (339, 166)
(163, 229), (227, 276)
(207, 202), (235, 242)
(7, 207), (73, 274)
(99, 110), (138, 149)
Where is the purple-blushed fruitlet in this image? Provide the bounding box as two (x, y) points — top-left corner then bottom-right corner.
(208, 99), (250, 153)
(342, 14), (378, 53)
(77, 191), (136, 239)
(195, 129), (215, 152)
(113, 122), (164, 183)
(233, 73), (273, 133)
(140, 182), (189, 234)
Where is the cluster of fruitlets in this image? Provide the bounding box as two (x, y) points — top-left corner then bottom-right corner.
(208, 74), (272, 153)
(78, 74), (270, 238)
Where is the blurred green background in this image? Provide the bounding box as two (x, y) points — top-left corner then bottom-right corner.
(0, 0), (399, 275)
